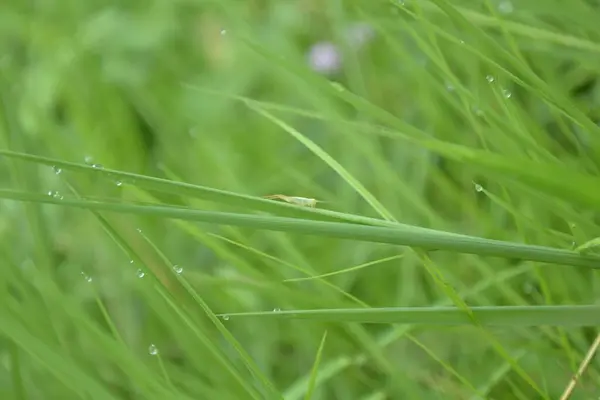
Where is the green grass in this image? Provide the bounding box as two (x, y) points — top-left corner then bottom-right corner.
(2, 0), (600, 399)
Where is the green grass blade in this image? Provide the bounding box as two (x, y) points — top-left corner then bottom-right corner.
(218, 305), (600, 326)
(249, 104), (397, 222)
(304, 330), (328, 400)
(0, 189), (597, 268)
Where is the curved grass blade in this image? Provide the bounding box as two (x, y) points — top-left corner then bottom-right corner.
(248, 104), (397, 222)
(283, 254), (405, 283)
(217, 305), (600, 326)
(183, 88), (600, 213)
(1, 189), (599, 269)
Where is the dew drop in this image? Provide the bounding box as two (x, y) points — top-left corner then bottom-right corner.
(81, 272), (93, 283)
(459, 40), (465, 45)
(502, 89), (512, 98)
(136, 228), (142, 233)
(474, 183), (483, 192)
(273, 307), (281, 313)
(115, 180), (123, 187)
(52, 166), (62, 175)
(84, 156), (93, 164)
(48, 190), (63, 200)
(222, 315), (230, 321)
(148, 344), (158, 355)
(136, 269), (145, 278)
(91, 163), (104, 169)
(498, 1), (514, 14)
(220, 29), (227, 35)
(486, 75), (495, 83)
(445, 82), (455, 92)
(173, 265), (183, 275)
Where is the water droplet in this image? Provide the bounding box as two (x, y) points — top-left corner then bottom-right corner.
(273, 307), (281, 313)
(445, 82), (455, 92)
(47, 190), (63, 200)
(52, 166), (62, 175)
(502, 89), (512, 98)
(91, 163), (103, 169)
(486, 75), (495, 83)
(459, 40), (465, 45)
(81, 272), (93, 283)
(136, 228), (142, 233)
(84, 156), (93, 164)
(136, 269), (145, 278)
(115, 180), (123, 187)
(474, 183), (483, 192)
(498, 1), (514, 14)
(220, 29), (227, 35)
(148, 344), (158, 355)
(173, 265), (183, 275)
(222, 315), (230, 321)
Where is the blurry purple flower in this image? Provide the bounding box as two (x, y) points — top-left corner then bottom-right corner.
(308, 42), (342, 75)
(307, 23), (374, 75)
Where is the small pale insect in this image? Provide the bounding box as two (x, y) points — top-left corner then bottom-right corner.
(263, 194), (321, 208)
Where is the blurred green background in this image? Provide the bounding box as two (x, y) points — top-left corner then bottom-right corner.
(2, 0), (600, 399)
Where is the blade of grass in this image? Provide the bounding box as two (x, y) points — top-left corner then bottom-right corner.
(137, 230), (282, 400)
(64, 182), (266, 399)
(304, 330), (328, 400)
(0, 189), (598, 269)
(248, 103), (396, 222)
(283, 264), (532, 400)
(283, 254), (405, 283)
(217, 305), (600, 326)
(0, 149), (399, 228)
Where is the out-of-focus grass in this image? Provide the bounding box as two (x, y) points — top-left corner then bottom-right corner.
(2, 0), (600, 399)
